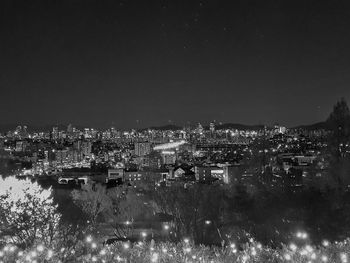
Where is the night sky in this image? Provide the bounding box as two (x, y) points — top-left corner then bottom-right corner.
(1, 0), (350, 129)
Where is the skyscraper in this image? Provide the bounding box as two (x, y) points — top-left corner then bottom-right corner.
(52, 127), (59, 140)
(210, 122), (215, 133)
(67, 124), (73, 133)
(134, 142), (151, 156)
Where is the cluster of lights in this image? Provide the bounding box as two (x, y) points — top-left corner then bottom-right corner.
(0, 244), (58, 262)
(296, 231), (308, 239)
(230, 243), (238, 254)
(1, 232), (350, 263)
(280, 233), (346, 263)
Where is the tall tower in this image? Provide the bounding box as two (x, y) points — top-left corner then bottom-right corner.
(196, 123), (204, 135)
(67, 124), (73, 133)
(210, 122), (215, 132)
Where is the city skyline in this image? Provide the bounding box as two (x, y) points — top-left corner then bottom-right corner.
(1, 1), (350, 128)
(0, 118), (331, 132)
(0, 97), (344, 131)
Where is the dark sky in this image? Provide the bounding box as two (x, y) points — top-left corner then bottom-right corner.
(1, 0), (350, 129)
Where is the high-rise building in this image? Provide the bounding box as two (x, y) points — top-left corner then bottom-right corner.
(196, 123), (204, 135)
(55, 149), (69, 163)
(74, 140), (82, 151)
(15, 141), (27, 152)
(44, 150), (49, 162)
(210, 122), (215, 132)
(52, 127), (59, 140)
(161, 151), (176, 165)
(82, 141), (92, 157)
(67, 124), (73, 133)
(134, 142), (151, 156)
(22, 126), (28, 137)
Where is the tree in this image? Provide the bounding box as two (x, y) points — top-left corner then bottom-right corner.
(327, 98), (350, 158)
(0, 177), (61, 249)
(326, 98), (350, 188)
(149, 184), (228, 245)
(72, 182), (150, 240)
(72, 183), (115, 229)
(106, 189), (149, 239)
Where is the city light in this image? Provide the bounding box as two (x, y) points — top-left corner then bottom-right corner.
(0, 98), (349, 263)
(153, 140), (186, 150)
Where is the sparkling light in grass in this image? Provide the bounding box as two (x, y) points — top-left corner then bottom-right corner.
(251, 249), (257, 256)
(151, 252), (159, 262)
(47, 249), (53, 259)
(184, 247), (191, 253)
(284, 253), (291, 261)
(289, 243), (297, 251)
(36, 244), (44, 252)
(323, 240), (330, 247)
(341, 253), (348, 263)
(296, 231), (308, 240)
(86, 236), (93, 243)
(3, 233), (350, 263)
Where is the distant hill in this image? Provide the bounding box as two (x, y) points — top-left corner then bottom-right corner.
(141, 124), (183, 131)
(292, 121), (330, 130)
(213, 123), (266, 131)
(144, 123), (266, 131)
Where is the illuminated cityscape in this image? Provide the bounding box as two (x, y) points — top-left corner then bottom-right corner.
(1, 103), (350, 262)
(1, 0), (350, 262)
(1, 121), (332, 188)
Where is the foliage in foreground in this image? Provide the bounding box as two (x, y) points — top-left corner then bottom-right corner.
(0, 177), (61, 248)
(1, 237), (350, 263)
